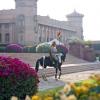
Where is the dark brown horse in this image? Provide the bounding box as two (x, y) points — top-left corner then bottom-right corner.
(35, 53), (66, 80)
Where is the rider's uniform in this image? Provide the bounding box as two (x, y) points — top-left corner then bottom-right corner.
(50, 46), (58, 61)
(50, 46), (61, 63)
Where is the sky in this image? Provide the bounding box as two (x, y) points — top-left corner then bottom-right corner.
(0, 0), (100, 41)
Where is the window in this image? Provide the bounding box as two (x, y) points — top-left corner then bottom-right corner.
(5, 33), (10, 43)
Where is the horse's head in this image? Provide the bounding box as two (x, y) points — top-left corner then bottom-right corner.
(59, 52), (66, 63)
(56, 45), (68, 62)
(61, 53), (66, 62)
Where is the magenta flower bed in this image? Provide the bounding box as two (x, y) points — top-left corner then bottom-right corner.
(6, 44), (23, 53)
(0, 56), (39, 100)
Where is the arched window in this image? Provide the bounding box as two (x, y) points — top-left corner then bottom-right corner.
(5, 33), (10, 43)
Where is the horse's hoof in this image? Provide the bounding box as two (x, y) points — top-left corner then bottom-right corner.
(55, 74), (57, 78)
(43, 77), (48, 81)
(42, 74), (48, 81)
(55, 78), (58, 81)
(58, 77), (60, 79)
(44, 78), (48, 81)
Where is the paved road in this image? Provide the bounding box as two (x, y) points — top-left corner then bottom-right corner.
(39, 69), (100, 91)
(38, 62), (100, 91)
(38, 62), (100, 77)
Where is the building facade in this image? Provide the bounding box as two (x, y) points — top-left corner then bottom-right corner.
(0, 0), (84, 46)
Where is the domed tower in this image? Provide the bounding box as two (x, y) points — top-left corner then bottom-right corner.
(15, 0), (38, 45)
(67, 10), (84, 40)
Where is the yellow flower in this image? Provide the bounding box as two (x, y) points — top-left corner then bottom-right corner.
(32, 95), (41, 100)
(69, 83), (76, 89)
(79, 85), (89, 93)
(63, 84), (71, 93)
(67, 95), (77, 100)
(74, 87), (82, 96)
(44, 96), (53, 100)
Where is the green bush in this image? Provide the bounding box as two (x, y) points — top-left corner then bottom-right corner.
(23, 46), (36, 53)
(0, 43), (7, 52)
(30, 46), (36, 53)
(36, 42), (50, 53)
(0, 46), (6, 52)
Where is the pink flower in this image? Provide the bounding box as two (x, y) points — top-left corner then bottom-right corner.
(0, 56), (39, 82)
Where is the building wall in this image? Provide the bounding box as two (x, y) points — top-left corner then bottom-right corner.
(0, 0), (84, 46)
(0, 23), (15, 44)
(15, 0), (38, 45)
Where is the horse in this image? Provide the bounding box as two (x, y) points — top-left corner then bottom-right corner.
(35, 53), (66, 80)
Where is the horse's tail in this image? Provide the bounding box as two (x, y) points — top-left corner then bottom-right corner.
(35, 59), (40, 72)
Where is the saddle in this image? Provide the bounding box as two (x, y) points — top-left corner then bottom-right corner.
(49, 49), (63, 64)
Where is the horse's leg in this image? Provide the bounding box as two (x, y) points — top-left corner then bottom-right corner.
(42, 67), (48, 81)
(42, 68), (48, 81)
(55, 67), (58, 80)
(58, 65), (62, 79)
(55, 62), (59, 80)
(35, 60), (40, 72)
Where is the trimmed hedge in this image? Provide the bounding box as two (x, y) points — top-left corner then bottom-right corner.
(36, 43), (50, 53)
(0, 47), (6, 52)
(23, 46), (36, 53)
(0, 43), (7, 52)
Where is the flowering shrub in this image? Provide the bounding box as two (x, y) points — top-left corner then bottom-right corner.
(6, 44), (23, 53)
(9, 73), (100, 100)
(59, 73), (100, 100)
(31, 89), (61, 100)
(0, 56), (39, 100)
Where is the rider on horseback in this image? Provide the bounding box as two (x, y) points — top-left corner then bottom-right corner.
(49, 41), (61, 64)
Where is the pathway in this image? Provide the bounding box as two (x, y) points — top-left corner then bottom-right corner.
(38, 62), (100, 77)
(39, 69), (100, 91)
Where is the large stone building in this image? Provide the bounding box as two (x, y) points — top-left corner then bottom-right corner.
(0, 0), (84, 46)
